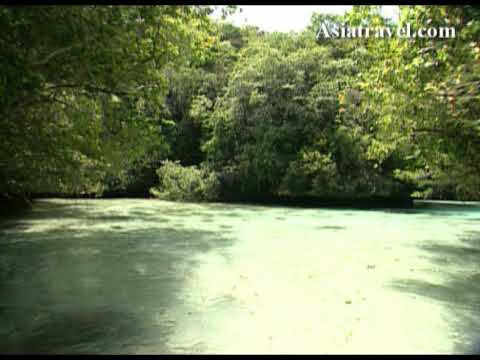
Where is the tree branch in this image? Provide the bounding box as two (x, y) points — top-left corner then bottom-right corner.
(31, 46), (74, 68)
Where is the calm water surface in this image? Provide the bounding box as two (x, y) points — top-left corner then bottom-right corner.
(1, 199), (479, 354)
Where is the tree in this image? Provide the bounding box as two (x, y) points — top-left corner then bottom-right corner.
(0, 5), (214, 197)
(352, 5), (480, 200)
(204, 23), (409, 200)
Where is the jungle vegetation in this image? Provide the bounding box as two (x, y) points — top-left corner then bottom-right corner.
(1, 5), (479, 204)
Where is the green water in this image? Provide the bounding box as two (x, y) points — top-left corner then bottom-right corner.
(1, 199), (479, 354)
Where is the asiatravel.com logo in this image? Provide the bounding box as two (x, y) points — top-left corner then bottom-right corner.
(316, 22), (456, 40)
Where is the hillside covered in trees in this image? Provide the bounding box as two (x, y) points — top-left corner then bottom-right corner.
(1, 5), (479, 206)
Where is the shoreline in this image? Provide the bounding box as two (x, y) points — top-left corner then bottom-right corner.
(30, 194), (414, 210)
(9, 195), (480, 213)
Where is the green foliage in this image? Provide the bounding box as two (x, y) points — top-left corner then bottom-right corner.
(353, 5), (480, 200)
(150, 160), (219, 202)
(203, 23), (409, 200)
(0, 5), (213, 196)
(280, 148), (338, 196)
(3, 5), (479, 202)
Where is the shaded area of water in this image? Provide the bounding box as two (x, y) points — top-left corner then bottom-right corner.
(0, 199), (479, 354)
(389, 228), (480, 354)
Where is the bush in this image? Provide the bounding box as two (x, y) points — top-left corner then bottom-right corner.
(149, 160), (219, 202)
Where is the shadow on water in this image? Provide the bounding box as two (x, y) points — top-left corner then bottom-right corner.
(0, 308), (173, 354)
(4, 199), (273, 224)
(315, 225), (346, 231)
(415, 232), (480, 267)
(389, 230), (480, 354)
(382, 201), (480, 217)
(0, 208), (236, 354)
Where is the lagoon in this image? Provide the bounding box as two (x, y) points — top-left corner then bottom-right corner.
(1, 199), (479, 354)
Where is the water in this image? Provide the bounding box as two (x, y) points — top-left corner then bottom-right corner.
(0, 198), (479, 354)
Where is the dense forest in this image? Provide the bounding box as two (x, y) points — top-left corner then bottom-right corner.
(1, 5), (479, 206)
